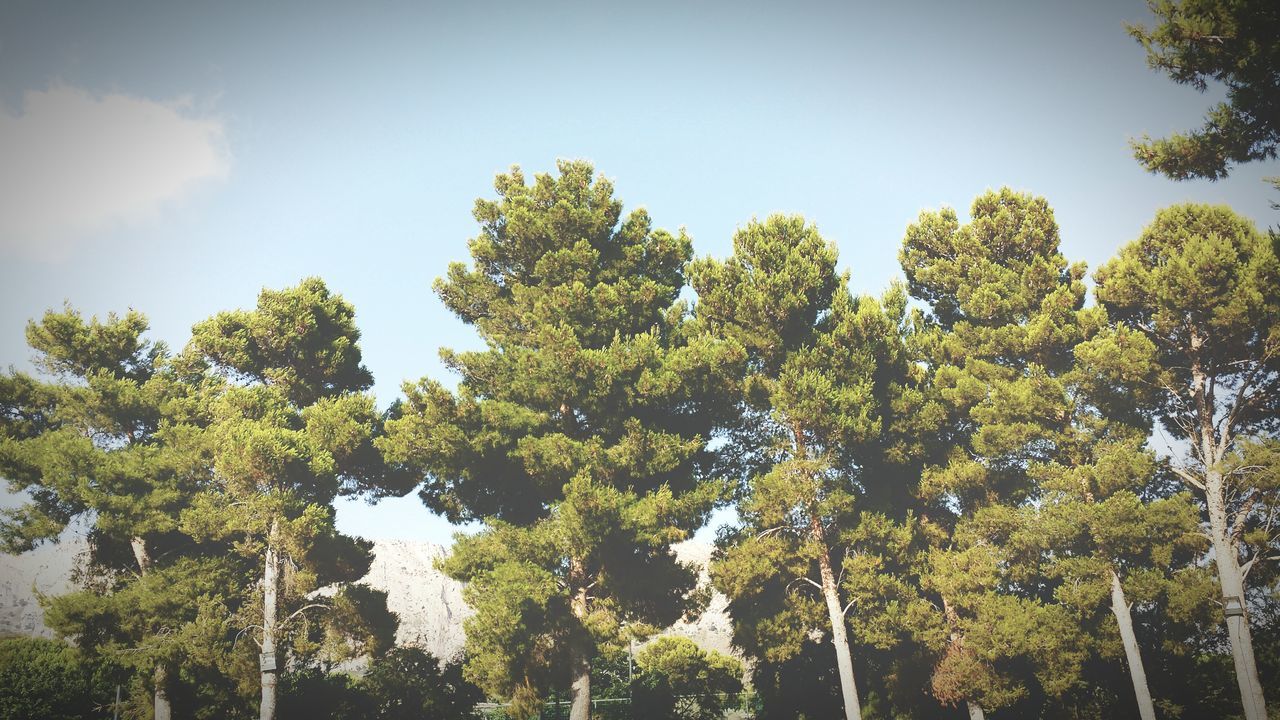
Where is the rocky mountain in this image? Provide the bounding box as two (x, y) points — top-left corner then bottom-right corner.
(0, 536), (736, 660)
(667, 540), (735, 658)
(357, 539), (472, 657)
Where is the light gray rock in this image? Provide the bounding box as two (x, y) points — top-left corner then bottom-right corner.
(668, 539), (736, 658)
(356, 539), (471, 659)
(0, 536), (83, 638)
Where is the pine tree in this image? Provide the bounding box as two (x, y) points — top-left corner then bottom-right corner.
(1095, 203), (1280, 720)
(898, 189), (1096, 717)
(378, 161), (739, 720)
(1127, 0), (1280, 183)
(180, 278), (411, 720)
(695, 215), (919, 720)
(0, 307), (223, 719)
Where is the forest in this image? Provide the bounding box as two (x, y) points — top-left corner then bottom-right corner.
(2, 1), (1279, 719)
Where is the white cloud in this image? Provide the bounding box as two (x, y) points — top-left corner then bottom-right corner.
(0, 84), (230, 258)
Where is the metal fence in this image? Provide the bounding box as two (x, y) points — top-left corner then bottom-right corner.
(472, 692), (760, 719)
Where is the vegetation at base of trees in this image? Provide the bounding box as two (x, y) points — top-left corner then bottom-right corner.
(361, 647), (485, 720)
(631, 636), (742, 720)
(277, 648), (482, 720)
(0, 637), (125, 720)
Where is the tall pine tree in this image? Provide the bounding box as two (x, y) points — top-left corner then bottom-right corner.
(696, 215), (920, 720)
(898, 189), (1094, 718)
(0, 307), (227, 719)
(378, 161), (740, 720)
(180, 278), (410, 720)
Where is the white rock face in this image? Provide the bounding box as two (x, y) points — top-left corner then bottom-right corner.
(0, 537), (82, 638)
(357, 538), (735, 660)
(0, 536), (735, 661)
(357, 539), (472, 659)
(668, 539), (736, 658)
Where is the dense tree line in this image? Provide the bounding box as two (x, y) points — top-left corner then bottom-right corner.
(2, 156), (1278, 720)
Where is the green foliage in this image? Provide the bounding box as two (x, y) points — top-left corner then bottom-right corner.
(1127, 0), (1280, 181)
(381, 161), (739, 715)
(1097, 203), (1280, 582)
(362, 647), (484, 720)
(42, 555), (242, 673)
(697, 214), (925, 720)
(631, 636), (742, 720)
(0, 637), (123, 720)
(746, 640), (844, 720)
(280, 669), (373, 720)
(0, 307), (190, 553)
(279, 651), (484, 720)
(1095, 204), (1278, 417)
(6, 164), (1279, 720)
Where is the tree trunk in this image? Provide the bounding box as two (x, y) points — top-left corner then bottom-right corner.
(130, 537), (152, 573)
(966, 701), (986, 720)
(260, 519), (280, 720)
(153, 665), (172, 720)
(1207, 481), (1268, 720)
(813, 519), (862, 720)
(1109, 568), (1157, 720)
(569, 563), (591, 720)
(1191, 353), (1268, 720)
(131, 537), (173, 720)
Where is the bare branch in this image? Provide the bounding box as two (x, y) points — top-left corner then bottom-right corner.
(1170, 464), (1206, 491)
(235, 625), (263, 650)
(786, 575), (822, 595)
(282, 603), (330, 627)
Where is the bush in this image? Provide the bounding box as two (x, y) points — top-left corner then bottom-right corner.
(0, 637), (118, 720)
(632, 637), (743, 720)
(363, 647), (483, 720)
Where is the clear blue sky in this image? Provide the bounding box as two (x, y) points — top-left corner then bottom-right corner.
(1, 0), (1274, 546)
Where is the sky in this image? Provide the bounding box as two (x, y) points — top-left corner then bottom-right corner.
(0, 0), (1275, 547)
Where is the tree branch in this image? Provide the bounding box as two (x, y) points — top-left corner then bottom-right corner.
(1170, 464), (1206, 491)
(281, 603), (330, 627)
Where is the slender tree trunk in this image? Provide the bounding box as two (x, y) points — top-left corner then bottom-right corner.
(569, 561), (591, 720)
(791, 423), (861, 720)
(1206, 477), (1268, 720)
(1191, 352), (1268, 720)
(966, 701), (986, 720)
(153, 666), (172, 720)
(260, 519), (280, 720)
(130, 537), (152, 573)
(1109, 568), (1157, 720)
(812, 518), (862, 720)
(131, 537), (173, 720)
